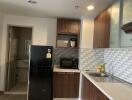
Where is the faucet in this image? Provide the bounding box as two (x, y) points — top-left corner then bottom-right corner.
(107, 62), (114, 75)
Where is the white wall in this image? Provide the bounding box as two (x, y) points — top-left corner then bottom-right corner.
(109, 1), (120, 48)
(123, 0), (132, 24)
(0, 15), (57, 91)
(121, 0), (132, 47)
(0, 12), (3, 61)
(79, 17), (94, 98)
(80, 17), (94, 48)
(106, 0), (132, 48)
(46, 20), (57, 46)
(0, 12), (3, 91)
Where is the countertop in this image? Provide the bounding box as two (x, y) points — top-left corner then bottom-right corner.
(81, 70), (132, 100)
(53, 66), (80, 73)
(53, 66), (132, 100)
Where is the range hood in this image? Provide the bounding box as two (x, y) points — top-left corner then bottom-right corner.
(122, 22), (132, 33)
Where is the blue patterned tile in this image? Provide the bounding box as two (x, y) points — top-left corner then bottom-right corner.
(79, 48), (132, 83)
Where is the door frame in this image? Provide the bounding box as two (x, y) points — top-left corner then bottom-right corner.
(5, 25), (33, 91)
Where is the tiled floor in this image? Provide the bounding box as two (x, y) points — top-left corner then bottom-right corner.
(9, 82), (27, 92)
(0, 94), (79, 100)
(0, 94), (27, 100)
(5, 82), (27, 95)
(1, 82), (79, 100)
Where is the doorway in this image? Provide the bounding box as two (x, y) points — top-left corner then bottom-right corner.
(6, 25), (32, 94)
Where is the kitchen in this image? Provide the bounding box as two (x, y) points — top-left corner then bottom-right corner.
(0, 0), (132, 100)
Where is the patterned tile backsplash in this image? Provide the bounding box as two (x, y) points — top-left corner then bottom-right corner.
(54, 48), (78, 65)
(104, 48), (132, 83)
(53, 47), (132, 83)
(79, 48), (104, 70)
(79, 48), (132, 84)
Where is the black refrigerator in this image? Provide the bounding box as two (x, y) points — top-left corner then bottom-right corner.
(28, 45), (53, 100)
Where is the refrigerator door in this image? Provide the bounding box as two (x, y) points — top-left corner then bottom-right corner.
(28, 45), (53, 100)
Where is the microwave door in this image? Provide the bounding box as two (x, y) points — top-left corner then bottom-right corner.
(61, 60), (73, 68)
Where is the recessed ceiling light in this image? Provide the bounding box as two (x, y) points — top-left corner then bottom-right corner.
(87, 5), (95, 10)
(28, 0), (37, 4)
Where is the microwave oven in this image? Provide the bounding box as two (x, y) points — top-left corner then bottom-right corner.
(60, 58), (78, 69)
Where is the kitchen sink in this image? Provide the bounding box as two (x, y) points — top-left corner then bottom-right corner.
(85, 71), (122, 83)
(88, 72), (109, 77)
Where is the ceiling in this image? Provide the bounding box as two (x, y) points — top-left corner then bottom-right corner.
(0, 0), (115, 19)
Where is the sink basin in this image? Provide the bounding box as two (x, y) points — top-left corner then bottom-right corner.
(85, 71), (123, 83)
(88, 72), (109, 77)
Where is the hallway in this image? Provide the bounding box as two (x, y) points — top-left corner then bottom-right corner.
(8, 82), (27, 93)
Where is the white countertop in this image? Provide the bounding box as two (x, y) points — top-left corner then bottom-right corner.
(53, 66), (80, 73)
(81, 71), (132, 100)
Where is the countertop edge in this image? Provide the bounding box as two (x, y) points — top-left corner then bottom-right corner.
(53, 66), (80, 73)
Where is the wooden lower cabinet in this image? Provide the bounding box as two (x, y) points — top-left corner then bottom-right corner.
(81, 75), (109, 100)
(53, 72), (80, 98)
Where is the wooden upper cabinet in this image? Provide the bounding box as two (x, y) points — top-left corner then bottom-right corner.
(57, 18), (81, 35)
(93, 9), (111, 48)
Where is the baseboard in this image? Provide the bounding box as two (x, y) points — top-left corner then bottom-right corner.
(4, 92), (27, 95)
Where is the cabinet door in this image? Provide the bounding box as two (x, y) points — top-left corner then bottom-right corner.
(81, 74), (89, 100)
(53, 72), (80, 98)
(73, 73), (80, 97)
(53, 72), (64, 97)
(94, 10), (110, 48)
(57, 18), (80, 35)
(81, 75), (109, 100)
(61, 72), (75, 98)
(96, 89), (109, 100)
(88, 80), (97, 100)
(81, 77), (96, 100)
(57, 19), (68, 33)
(69, 21), (81, 34)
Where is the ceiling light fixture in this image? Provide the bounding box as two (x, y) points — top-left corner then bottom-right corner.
(87, 5), (95, 10)
(28, 0), (37, 4)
